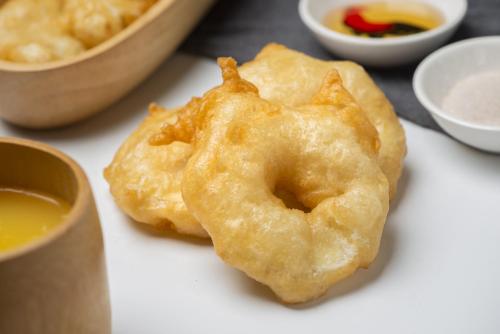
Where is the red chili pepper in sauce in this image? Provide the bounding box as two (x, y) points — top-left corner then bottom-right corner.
(344, 7), (394, 33)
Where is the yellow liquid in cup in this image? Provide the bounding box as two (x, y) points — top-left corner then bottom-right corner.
(0, 188), (71, 253)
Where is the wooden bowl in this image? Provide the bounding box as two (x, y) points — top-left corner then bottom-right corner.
(0, 137), (111, 334)
(0, 0), (214, 129)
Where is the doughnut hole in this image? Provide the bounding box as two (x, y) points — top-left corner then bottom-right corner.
(273, 184), (312, 213)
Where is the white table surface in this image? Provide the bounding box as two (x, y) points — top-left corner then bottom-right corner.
(1, 54), (500, 334)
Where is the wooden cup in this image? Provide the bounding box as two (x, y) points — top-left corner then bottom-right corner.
(0, 137), (111, 334)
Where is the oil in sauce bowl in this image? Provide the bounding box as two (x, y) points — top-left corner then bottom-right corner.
(0, 188), (71, 253)
(324, 1), (444, 38)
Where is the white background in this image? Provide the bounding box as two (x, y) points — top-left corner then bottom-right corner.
(1, 54), (499, 333)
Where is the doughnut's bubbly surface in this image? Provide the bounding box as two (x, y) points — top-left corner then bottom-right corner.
(0, 0), (156, 63)
(180, 58), (390, 303)
(104, 105), (208, 238)
(105, 44), (405, 244)
(239, 44), (406, 198)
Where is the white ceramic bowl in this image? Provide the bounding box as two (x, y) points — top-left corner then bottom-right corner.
(413, 36), (500, 153)
(299, 0), (468, 67)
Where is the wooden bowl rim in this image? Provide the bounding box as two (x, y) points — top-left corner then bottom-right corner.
(0, 137), (92, 263)
(0, 0), (176, 73)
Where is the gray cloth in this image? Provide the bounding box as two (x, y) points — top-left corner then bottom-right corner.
(181, 0), (500, 131)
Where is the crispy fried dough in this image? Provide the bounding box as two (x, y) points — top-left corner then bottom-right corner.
(239, 43), (406, 198)
(104, 105), (208, 238)
(106, 44), (405, 243)
(181, 58), (389, 303)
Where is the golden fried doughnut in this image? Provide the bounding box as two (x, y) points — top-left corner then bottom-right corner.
(181, 58), (390, 303)
(107, 44), (403, 240)
(239, 43), (406, 198)
(104, 104), (208, 238)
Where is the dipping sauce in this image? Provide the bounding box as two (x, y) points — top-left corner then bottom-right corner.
(0, 188), (71, 252)
(324, 1), (444, 38)
(442, 71), (500, 127)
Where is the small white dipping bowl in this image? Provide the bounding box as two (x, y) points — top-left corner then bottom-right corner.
(413, 36), (500, 153)
(299, 0), (467, 67)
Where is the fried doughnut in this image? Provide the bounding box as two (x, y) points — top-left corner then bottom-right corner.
(107, 44), (403, 240)
(104, 68), (257, 238)
(104, 104), (208, 238)
(180, 58), (390, 303)
(239, 43), (406, 198)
